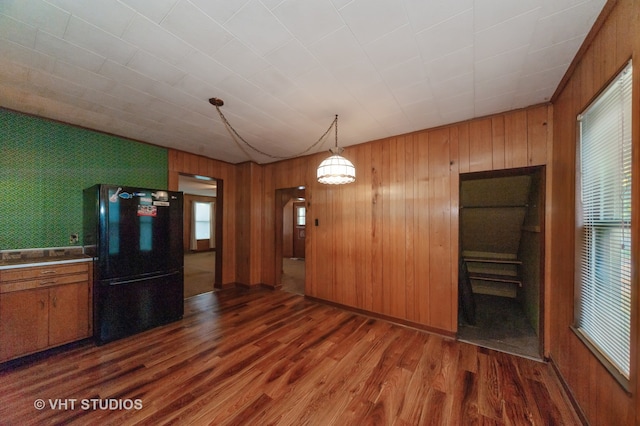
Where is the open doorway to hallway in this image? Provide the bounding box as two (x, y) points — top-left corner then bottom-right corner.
(276, 187), (306, 295)
(179, 174), (219, 298)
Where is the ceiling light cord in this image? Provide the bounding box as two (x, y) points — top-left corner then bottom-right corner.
(212, 101), (337, 163)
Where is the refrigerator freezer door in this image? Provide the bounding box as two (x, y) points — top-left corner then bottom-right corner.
(94, 270), (184, 345)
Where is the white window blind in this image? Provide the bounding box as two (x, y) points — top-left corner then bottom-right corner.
(576, 61), (632, 379)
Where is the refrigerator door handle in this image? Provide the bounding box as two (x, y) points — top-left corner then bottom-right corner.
(107, 271), (181, 286)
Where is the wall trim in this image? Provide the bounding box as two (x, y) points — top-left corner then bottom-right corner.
(305, 295), (457, 339)
(549, 354), (590, 425)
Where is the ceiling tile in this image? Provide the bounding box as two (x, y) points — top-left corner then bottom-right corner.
(530, 1), (604, 51)
(273, 0), (344, 45)
(0, 14), (37, 48)
(393, 79), (434, 105)
(27, 67), (85, 98)
(216, 73), (263, 102)
(248, 66), (297, 99)
(98, 59), (157, 93)
(430, 72), (473, 99)
(64, 16), (137, 65)
(474, 0), (541, 31)
(126, 50), (186, 85)
(119, 0), (179, 24)
(308, 26), (368, 70)
(425, 46), (473, 84)
(122, 14), (195, 66)
(441, 104), (475, 125)
(403, 0), (472, 33)
(475, 92), (517, 116)
(380, 56), (427, 90)
(517, 64), (567, 94)
(415, 9), (473, 62)
(474, 8), (540, 60)
(540, 0), (606, 16)
(474, 45), (528, 82)
(326, 59), (383, 92)
(475, 73), (519, 100)
(160, 0), (233, 56)
(0, 59), (33, 85)
(213, 38), (271, 79)
(224, 0), (291, 56)
(189, 0), (252, 24)
(363, 24), (421, 72)
(264, 39), (319, 79)
(175, 51), (233, 86)
(52, 61), (115, 93)
(45, 0), (135, 37)
(339, 0), (409, 45)
(1, 0), (70, 38)
(524, 36), (583, 75)
(0, 39), (55, 72)
(35, 31), (105, 72)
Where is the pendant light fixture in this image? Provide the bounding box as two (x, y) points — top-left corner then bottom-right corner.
(317, 115), (356, 185)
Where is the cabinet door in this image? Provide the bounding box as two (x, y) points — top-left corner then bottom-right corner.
(49, 283), (90, 346)
(0, 289), (49, 361)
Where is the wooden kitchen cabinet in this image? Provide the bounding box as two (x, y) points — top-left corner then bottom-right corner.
(0, 288), (49, 360)
(0, 262), (92, 362)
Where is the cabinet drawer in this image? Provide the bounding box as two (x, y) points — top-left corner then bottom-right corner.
(1, 263), (89, 282)
(0, 272), (89, 293)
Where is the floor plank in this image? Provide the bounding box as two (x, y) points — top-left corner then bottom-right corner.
(0, 287), (581, 425)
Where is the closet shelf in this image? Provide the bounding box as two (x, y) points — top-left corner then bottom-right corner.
(464, 257), (522, 265)
(463, 255), (523, 290)
(466, 272), (522, 287)
(461, 204), (528, 209)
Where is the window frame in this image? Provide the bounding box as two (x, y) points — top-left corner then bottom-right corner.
(572, 60), (633, 391)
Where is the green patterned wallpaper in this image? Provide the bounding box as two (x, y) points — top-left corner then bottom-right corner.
(0, 109), (168, 249)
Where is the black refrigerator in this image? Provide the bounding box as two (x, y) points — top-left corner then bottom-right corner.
(83, 184), (184, 345)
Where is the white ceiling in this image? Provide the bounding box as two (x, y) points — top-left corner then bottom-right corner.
(179, 174), (217, 197)
(0, 0), (606, 164)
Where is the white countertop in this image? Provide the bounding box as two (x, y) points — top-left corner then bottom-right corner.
(0, 256), (93, 270)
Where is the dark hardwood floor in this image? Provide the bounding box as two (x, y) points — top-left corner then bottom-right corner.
(0, 288), (580, 425)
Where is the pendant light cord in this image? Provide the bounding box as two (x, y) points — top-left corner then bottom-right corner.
(213, 104), (338, 163)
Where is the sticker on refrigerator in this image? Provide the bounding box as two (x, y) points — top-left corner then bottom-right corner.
(109, 187), (122, 202)
(137, 205), (157, 217)
(153, 201), (170, 207)
(152, 191), (168, 201)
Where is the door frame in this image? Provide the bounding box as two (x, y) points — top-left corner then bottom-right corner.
(274, 186), (306, 288)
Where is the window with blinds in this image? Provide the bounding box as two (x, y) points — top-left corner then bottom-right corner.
(575, 61), (632, 384)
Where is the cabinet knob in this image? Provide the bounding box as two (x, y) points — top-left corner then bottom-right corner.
(52, 296), (57, 308)
(39, 300), (45, 309)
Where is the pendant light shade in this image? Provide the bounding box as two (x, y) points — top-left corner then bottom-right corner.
(317, 115), (356, 185)
(317, 147), (356, 184)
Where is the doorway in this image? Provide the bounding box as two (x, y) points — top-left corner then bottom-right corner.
(275, 187), (306, 295)
(179, 174), (220, 298)
(457, 167), (544, 360)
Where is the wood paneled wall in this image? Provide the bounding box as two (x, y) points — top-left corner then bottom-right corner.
(260, 104), (550, 335)
(549, 0), (638, 424)
(167, 102), (558, 405)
